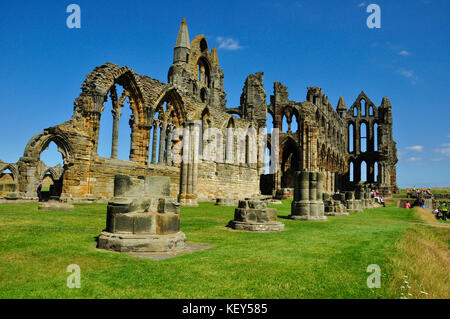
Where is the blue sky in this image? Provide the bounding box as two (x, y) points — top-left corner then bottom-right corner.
(0, 0), (449, 188)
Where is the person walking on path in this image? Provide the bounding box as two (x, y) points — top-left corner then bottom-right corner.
(442, 202), (448, 221)
(37, 179), (43, 202)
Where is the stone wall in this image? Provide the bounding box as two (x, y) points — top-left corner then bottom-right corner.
(196, 162), (260, 201)
(0, 18), (398, 203)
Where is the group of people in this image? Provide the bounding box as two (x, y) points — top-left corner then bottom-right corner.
(406, 187), (433, 197)
(403, 197), (427, 209)
(433, 202), (448, 221)
(371, 189), (385, 207)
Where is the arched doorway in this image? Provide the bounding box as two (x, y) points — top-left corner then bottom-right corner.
(21, 131), (74, 199)
(39, 142), (65, 200)
(281, 138), (300, 188)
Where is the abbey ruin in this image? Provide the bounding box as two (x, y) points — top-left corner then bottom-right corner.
(0, 19), (398, 208)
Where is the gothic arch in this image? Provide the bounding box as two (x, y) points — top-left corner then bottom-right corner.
(153, 88), (187, 126)
(40, 167), (60, 180)
(197, 56), (211, 87)
(76, 63), (148, 123)
(80, 63), (144, 100)
(0, 164), (18, 181)
(23, 132), (74, 166)
(280, 136), (300, 188)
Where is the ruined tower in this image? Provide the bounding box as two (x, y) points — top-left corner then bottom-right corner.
(168, 19), (226, 109)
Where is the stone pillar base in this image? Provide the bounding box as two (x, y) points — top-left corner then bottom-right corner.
(227, 199), (285, 232)
(178, 194), (198, 206)
(97, 231), (187, 253)
(228, 220), (285, 232)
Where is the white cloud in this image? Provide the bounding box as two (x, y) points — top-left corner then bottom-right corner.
(397, 68), (419, 85)
(405, 145), (424, 152)
(405, 157), (426, 166)
(399, 50), (411, 56)
(216, 37), (243, 51)
(433, 144), (450, 157)
(407, 157), (423, 162)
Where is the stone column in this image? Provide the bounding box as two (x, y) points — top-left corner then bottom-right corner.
(309, 172), (318, 217)
(180, 123), (189, 195)
(151, 120), (159, 164)
(290, 171), (327, 221)
(316, 172), (325, 215)
(166, 125), (173, 166)
(111, 105), (122, 159)
(158, 121), (167, 164)
(178, 123), (198, 206)
(187, 124), (193, 195)
(192, 123), (199, 194)
(290, 171), (310, 219)
(355, 121), (361, 155)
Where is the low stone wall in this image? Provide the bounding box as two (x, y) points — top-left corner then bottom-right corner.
(196, 162), (260, 201)
(92, 159), (178, 199)
(433, 193), (450, 200)
(0, 183), (17, 197)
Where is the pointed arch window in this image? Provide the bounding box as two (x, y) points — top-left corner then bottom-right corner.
(361, 161), (367, 182)
(225, 119), (235, 163)
(374, 162), (379, 182)
(349, 124), (355, 153)
(349, 162), (354, 182)
(360, 99), (366, 117)
(374, 123), (379, 152)
(197, 58), (210, 87)
(360, 123), (367, 153)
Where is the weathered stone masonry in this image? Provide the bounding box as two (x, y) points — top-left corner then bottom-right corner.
(0, 18), (398, 204)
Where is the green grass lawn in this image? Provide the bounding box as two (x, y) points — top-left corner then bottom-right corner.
(0, 201), (426, 299)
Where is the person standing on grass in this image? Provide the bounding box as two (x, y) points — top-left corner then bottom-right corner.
(36, 178), (43, 202)
(433, 208), (439, 219)
(405, 201), (411, 209)
(420, 199), (425, 208)
(442, 202), (448, 221)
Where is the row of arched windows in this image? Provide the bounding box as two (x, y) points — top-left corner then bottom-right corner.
(348, 122), (378, 153)
(349, 161), (379, 183)
(352, 99), (375, 117)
